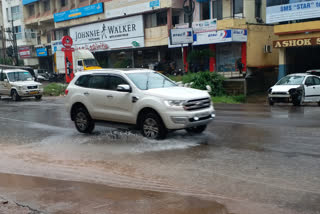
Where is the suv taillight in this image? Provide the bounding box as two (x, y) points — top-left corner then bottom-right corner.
(65, 89), (69, 95)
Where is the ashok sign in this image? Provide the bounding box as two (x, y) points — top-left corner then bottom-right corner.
(273, 37), (320, 48)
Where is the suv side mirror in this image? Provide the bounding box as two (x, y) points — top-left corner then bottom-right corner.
(117, 84), (131, 92)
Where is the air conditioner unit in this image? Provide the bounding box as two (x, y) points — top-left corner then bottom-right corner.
(264, 45), (272, 53)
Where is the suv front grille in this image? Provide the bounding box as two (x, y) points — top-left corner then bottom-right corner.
(184, 98), (211, 111)
(272, 92), (287, 95)
(27, 86), (38, 89)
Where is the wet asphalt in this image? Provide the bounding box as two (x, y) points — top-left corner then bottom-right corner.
(0, 96), (319, 214)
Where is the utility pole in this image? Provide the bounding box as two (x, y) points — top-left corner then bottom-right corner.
(11, 19), (19, 66)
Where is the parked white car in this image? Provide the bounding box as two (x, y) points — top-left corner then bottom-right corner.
(268, 73), (320, 106)
(0, 69), (43, 101)
(65, 69), (215, 139)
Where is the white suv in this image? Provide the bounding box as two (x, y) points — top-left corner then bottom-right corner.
(0, 69), (43, 101)
(65, 69), (215, 139)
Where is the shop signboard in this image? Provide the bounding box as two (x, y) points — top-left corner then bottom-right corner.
(266, 0), (320, 24)
(36, 48), (48, 57)
(193, 29), (247, 46)
(170, 28), (194, 45)
(18, 46), (32, 58)
(273, 37), (320, 48)
(22, 0), (39, 5)
(51, 40), (64, 54)
(69, 15), (144, 52)
(192, 19), (217, 33)
(106, 0), (160, 19)
(54, 3), (103, 23)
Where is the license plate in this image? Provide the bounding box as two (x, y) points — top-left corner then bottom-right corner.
(196, 112), (210, 118)
(29, 91), (39, 95)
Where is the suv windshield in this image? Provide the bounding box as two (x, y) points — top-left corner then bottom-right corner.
(276, 76), (305, 85)
(7, 71), (33, 82)
(83, 59), (99, 67)
(126, 72), (177, 90)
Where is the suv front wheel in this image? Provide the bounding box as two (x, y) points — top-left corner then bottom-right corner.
(11, 90), (20, 101)
(74, 107), (95, 134)
(141, 112), (167, 140)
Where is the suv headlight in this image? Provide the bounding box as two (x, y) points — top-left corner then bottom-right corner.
(164, 100), (186, 107)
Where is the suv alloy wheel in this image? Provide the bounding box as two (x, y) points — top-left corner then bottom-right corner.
(74, 107), (95, 133)
(141, 112), (167, 140)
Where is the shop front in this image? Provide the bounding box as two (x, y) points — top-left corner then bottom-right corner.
(274, 36), (320, 79)
(36, 47), (53, 73)
(192, 29), (247, 77)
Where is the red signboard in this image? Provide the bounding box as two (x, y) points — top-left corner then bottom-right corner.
(18, 46), (31, 58)
(61, 36), (75, 83)
(62, 36), (73, 48)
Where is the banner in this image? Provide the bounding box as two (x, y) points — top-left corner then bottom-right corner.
(170, 28), (194, 45)
(18, 47), (31, 58)
(192, 19), (217, 33)
(54, 3), (103, 22)
(70, 15), (144, 52)
(36, 48), (48, 57)
(266, 0), (320, 23)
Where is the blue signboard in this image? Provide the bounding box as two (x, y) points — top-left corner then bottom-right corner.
(266, 0), (320, 23)
(23, 0), (39, 5)
(54, 3), (103, 23)
(149, 0), (160, 7)
(36, 48), (48, 57)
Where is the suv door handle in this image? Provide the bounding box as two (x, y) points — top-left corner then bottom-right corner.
(107, 95), (113, 98)
(84, 92), (89, 96)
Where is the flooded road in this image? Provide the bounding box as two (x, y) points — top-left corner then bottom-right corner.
(0, 97), (320, 214)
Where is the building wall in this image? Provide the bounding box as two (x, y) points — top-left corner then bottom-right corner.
(247, 25), (278, 67)
(145, 26), (168, 47)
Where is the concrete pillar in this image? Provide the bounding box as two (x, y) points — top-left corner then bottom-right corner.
(278, 48), (286, 80)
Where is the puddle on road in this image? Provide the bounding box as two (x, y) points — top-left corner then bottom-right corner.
(0, 172), (230, 214)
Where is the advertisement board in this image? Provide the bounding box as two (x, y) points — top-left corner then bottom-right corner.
(105, 0), (160, 19)
(22, 0), (39, 5)
(18, 47), (31, 58)
(170, 28), (194, 45)
(70, 15), (144, 52)
(193, 29), (247, 46)
(192, 19), (217, 33)
(266, 0), (320, 23)
(51, 40), (64, 54)
(36, 48), (48, 57)
(54, 3), (103, 23)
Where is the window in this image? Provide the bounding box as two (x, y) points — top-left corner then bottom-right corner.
(212, 0), (222, 20)
(55, 29), (68, 40)
(305, 77), (314, 86)
(11, 6), (21, 21)
(200, 2), (210, 20)
(255, 0), (261, 18)
(88, 76), (106, 89)
(313, 77), (320, 85)
(47, 32), (51, 43)
(61, 0), (67, 7)
(78, 61), (83, 67)
(28, 4), (35, 17)
(44, 0), (50, 12)
(157, 11), (167, 26)
(75, 75), (91, 87)
(233, 0), (243, 16)
(14, 26), (22, 40)
(172, 16), (180, 26)
(107, 76), (128, 91)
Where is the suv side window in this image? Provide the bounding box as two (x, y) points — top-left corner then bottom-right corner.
(88, 75), (107, 89)
(305, 77), (314, 86)
(107, 76), (128, 91)
(313, 77), (320, 85)
(75, 75), (91, 87)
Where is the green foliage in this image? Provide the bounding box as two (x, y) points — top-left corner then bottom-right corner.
(113, 59), (131, 68)
(177, 71), (225, 96)
(0, 58), (13, 65)
(211, 95), (246, 104)
(187, 49), (215, 63)
(44, 83), (67, 96)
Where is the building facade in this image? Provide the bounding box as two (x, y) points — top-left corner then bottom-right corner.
(1, 0), (38, 66)
(267, 0), (320, 80)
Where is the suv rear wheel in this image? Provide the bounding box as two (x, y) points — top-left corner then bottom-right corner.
(35, 95), (42, 100)
(141, 112), (167, 140)
(11, 90), (20, 101)
(74, 107), (95, 133)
